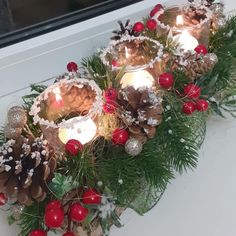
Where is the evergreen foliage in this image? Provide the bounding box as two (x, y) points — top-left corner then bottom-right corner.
(201, 16), (236, 116)
(18, 201), (46, 236)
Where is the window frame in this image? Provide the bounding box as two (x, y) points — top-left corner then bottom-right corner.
(0, 0), (142, 48)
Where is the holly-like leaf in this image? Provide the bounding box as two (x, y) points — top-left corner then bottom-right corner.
(48, 173), (80, 199)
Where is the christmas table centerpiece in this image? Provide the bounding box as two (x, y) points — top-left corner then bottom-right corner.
(1, 0), (236, 235)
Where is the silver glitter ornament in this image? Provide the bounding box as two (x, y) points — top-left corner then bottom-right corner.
(4, 124), (22, 140)
(7, 106), (27, 128)
(205, 53), (218, 64)
(11, 204), (24, 220)
(125, 138), (143, 156)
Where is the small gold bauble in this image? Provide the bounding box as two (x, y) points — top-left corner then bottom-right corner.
(7, 106), (27, 128)
(4, 124), (22, 140)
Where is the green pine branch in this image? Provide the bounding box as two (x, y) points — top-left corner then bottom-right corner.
(18, 201), (46, 236)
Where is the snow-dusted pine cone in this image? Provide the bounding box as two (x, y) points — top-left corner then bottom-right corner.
(0, 137), (57, 206)
(117, 87), (163, 143)
(174, 51), (218, 80)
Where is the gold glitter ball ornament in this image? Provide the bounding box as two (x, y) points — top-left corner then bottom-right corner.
(7, 106), (27, 128)
(4, 124), (22, 140)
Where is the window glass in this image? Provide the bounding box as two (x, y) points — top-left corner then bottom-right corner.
(0, 0), (142, 47)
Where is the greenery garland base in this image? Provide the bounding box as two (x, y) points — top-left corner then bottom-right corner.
(0, 1), (236, 236)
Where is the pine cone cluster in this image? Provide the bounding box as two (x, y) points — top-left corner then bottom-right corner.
(117, 87), (163, 143)
(111, 20), (140, 41)
(174, 52), (218, 80)
(0, 137), (57, 206)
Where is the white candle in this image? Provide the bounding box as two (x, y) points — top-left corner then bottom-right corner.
(58, 117), (97, 145)
(173, 30), (198, 51)
(176, 15), (184, 26)
(120, 70), (154, 90)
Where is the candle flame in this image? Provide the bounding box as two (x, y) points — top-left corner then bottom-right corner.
(125, 47), (129, 59)
(52, 87), (64, 108)
(176, 15), (184, 26)
(53, 87), (62, 102)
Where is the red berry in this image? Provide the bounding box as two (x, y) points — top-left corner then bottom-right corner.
(182, 102), (196, 115)
(112, 128), (129, 145)
(103, 101), (116, 114)
(111, 60), (120, 67)
(196, 99), (209, 112)
(44, 208), (64, 228)
(146, 19), (157, 31)
(65, 139), (83, 156)
(29, 230), (47, 236)
(0, 193), (7, 206)
(63, 232), (75, 236)
(150, 4), (163, 17)
(69, 203), (88, 222)
(194, 44), (208, 55)
(67, 62), (78, 72)
(104, 88), (118, 101)
(133, 22), (145, 33)
(45, 200), (62, 212)
(82, 189), (102, 205)
(158, 73), (174, 89)
(184, 84), (201, 99)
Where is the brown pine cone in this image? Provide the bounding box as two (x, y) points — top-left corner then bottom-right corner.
(117, 87), (163, 142)
(0, 137), (57, 206)
(174, 52), (218, 81)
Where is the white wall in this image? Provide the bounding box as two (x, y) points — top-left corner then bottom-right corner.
(0, 0), (236, 236)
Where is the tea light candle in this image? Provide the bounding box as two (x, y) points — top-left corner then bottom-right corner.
(58, 117), (97, 145)
(173, 30), (198, 51)
(120, 70), (154, 90)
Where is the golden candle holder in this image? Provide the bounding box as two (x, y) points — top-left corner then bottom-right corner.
(153, 3), (212, 48)
(30, 77), (103, 159)
(100, 35), (164, 90)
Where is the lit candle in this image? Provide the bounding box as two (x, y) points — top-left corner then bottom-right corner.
(58, 117), (97, 145)
(173, 15), (198, 51)
(173, 30), (198, 51)
(120, 70), (154, 90)
(176, 15), (184, 26)
(52, 87), (64, 108)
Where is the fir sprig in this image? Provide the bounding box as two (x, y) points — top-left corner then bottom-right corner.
(203, 16), (236, 116)
(18, 201), (46, 236)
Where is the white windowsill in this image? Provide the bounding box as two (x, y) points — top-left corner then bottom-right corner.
(0, 0), (236, 236)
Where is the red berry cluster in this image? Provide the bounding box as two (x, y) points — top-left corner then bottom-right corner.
(103, 88), (118, 114)
(132, 4), (163, 33)
(182, 84), (209, 115)
(157, 71), (208, 115)
(30, 189), (102, 236)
